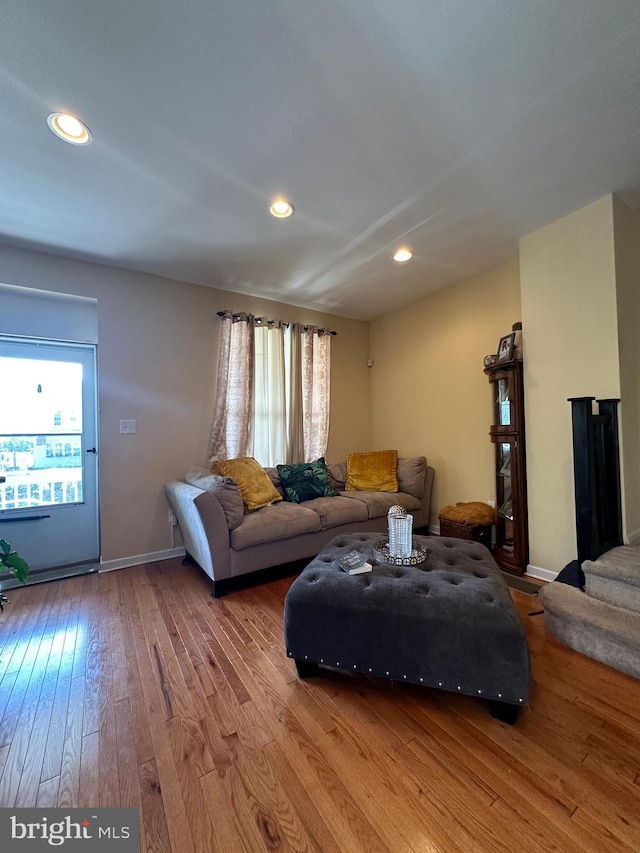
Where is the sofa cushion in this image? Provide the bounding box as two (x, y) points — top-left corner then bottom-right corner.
(211, 457), (282, 512)
(397, 456), (427, 499)
(277, 458), (338, 503)
(185, 466), (244, 530)
(346, 450), (399, 492)
(230, 502), (321, 550)
(340, 490), (421, 519)
(328, 461), (347, 491)
(263, 467), (285, 498)
(300, 495), (368, 529)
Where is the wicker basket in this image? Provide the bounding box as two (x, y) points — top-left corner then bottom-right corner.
(439, 518), (492, 548)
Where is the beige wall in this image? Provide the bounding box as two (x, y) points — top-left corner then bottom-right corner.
(613, 197), (640, 541)
(4, 194), (634, 574)
(0, 245), (371, 563)
(520, 196), (621, 574)
(369, 260), (521, 528)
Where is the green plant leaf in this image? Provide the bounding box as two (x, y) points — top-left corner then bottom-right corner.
(4, 553), (29, 584)
(0, 539), (11, 556)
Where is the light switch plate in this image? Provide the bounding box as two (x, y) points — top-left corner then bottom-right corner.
(120, 419), (136, 434)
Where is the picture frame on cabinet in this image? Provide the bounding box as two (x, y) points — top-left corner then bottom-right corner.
(497, 332), (515, 363)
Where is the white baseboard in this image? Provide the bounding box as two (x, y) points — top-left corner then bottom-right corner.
(626, 528), (640, 545)
(100, 546), (186, 573)
(98, 544), (559, 584)
(430, 525), (556, 581)
(526, 564), (558, 582)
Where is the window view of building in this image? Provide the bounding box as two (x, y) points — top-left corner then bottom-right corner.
(0, 358), (83, 510)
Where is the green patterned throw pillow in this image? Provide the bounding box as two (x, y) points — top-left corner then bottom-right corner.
(276, 458), (338, 503)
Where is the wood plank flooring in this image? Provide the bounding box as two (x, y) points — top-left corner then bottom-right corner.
(1, 558), (639, 852)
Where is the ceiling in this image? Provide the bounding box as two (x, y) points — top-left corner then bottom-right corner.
(2, 1), (640, 320)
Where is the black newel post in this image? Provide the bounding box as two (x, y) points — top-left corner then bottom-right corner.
(568, 397), (623, 562)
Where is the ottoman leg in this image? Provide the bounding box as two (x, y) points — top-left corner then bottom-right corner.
(489, 700), (520, 725)
(295, 659), (319, 679)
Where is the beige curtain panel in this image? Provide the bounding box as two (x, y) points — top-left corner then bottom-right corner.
(209, 313), (332, 467)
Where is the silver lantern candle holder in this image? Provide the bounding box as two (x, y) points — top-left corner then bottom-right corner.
(388, 505), (413, 557)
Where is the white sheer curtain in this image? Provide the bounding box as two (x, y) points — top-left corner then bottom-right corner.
(251, 322), (286, 466)
(285, 325), (304, 463)
(209, 313), (331, 467)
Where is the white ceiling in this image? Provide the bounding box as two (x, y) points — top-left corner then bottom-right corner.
(2, 1), (640, 320)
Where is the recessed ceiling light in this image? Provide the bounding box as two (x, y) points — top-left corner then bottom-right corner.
(47, 112), (92, 146)
(393, 248), (413, 262)
(269, 198), (294, 218)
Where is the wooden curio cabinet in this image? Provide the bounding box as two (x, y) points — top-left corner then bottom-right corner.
(484, 359), (529, 575)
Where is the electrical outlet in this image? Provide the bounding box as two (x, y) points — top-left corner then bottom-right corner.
(168, 510), (177, 526)
(120, 419), (136, 434)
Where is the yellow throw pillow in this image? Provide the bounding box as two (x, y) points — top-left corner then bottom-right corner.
(211, 457), (282, 512)
(346, 450), (399, 492)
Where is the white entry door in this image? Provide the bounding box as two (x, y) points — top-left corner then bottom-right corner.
(0, 338), (99, 583)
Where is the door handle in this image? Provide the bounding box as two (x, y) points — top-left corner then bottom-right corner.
(0, 514), (51, 522)
(86, 447), (97, 454)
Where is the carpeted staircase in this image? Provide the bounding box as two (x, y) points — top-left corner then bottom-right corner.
(540, 544), (640, 679)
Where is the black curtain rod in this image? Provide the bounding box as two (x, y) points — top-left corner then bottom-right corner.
(217, 310), (337, 335)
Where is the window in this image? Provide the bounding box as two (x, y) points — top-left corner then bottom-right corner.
(209, 313), (332, 467)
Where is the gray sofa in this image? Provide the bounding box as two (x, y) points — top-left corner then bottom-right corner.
(165, 457), (434, 596)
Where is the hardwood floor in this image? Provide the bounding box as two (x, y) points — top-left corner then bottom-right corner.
(1, 559), (639, 852)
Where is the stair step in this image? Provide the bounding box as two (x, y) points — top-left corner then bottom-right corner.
(586, 576), (640, 614)
(583, 545), (640, 584)
(540, 582), (640, 679)
(582, 544), (640, 614)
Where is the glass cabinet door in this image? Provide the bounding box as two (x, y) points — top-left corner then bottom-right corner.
(495, 376), (513, 426)
(485, 360), (528, 574)
(496, 439), (515, 557)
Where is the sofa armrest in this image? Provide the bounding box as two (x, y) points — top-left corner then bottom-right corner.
(413, 465), (435, 530)
(193, 490), (233, 581)
(165, 481), (222, 581)
(419, 465), (435, 529)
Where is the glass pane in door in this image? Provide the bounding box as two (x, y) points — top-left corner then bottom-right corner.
(497, 378), (511, 425)
(497, 441), (514, 554)
(0, 358), (83, 510)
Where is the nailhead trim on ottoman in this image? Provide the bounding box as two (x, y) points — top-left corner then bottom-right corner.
(283, 533), (529, 719)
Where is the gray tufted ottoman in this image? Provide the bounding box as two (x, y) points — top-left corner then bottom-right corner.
(283, 533), (530, 723)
